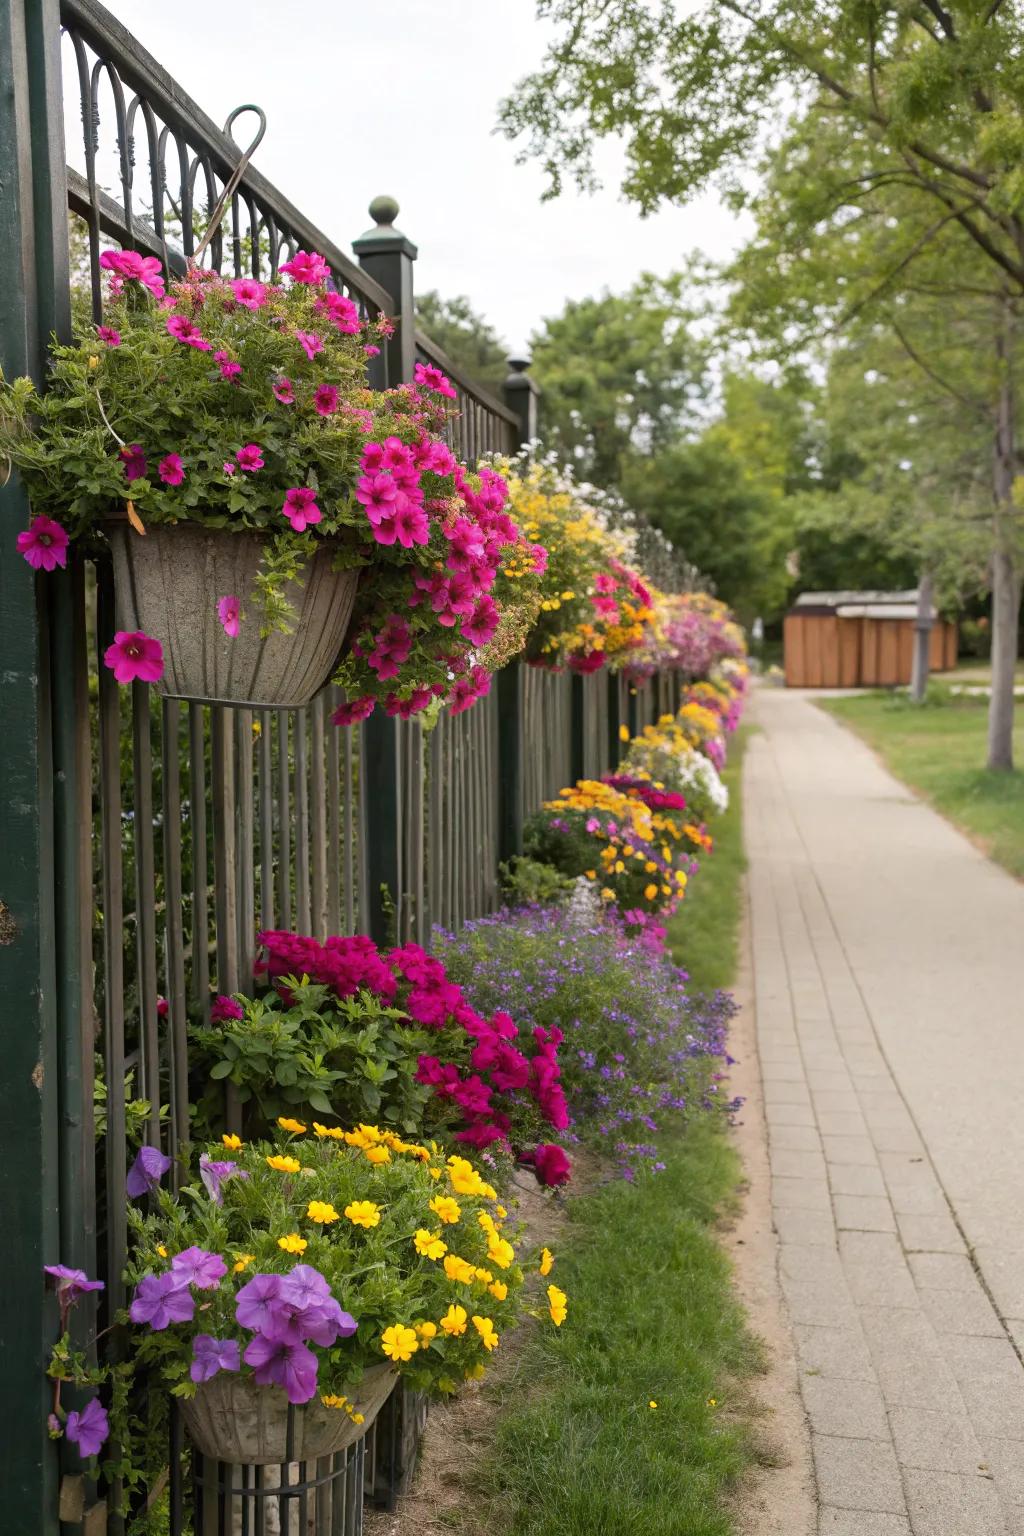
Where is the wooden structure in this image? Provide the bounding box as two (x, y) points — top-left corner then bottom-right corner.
(784, 591), (958, 688)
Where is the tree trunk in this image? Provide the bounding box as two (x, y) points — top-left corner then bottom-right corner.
(910, 571), (934, 703)
(987, 312), (1020, 771)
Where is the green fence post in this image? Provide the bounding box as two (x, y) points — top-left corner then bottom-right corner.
(0, 1), (75, 1529)
(570, 672), (585, 785)
(503, 356), (540, 444)
(353, 198), (417, 944)
(496, 662), (524, 866)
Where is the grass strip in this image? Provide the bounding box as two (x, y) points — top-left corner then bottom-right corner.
(819, 691), (1024, 880)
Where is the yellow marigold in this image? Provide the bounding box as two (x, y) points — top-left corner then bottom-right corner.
(644, 883), (659, 902)
(429, 1195), (462, 1225)
(548, 1284), (568, 1326)
(487, 1236), (515, 1271)
(266, 1154), (302, 1174)
(474, 1267), (494, 1284)
(539, 1247), (554, 1277)
(478, 1210), (498, 1235)
(619, 724), (630, 743)
(496, 1205), (508, 1219)
(472, 1315), (500, 1351)
(413, 1229), (448, 1261)
(364, 1145), (391, 1165)
(221, 1133), (243, 1150)
(380, 1324), (419, 1363)
(307, 1200), (340, 1225)
(277, 1116), (307, 1135)
(443, 1254), (477, 1285)
(488, 1280), (508, 1302)
(277, 1233), (307, 1255)
(429, 1167), (442, 1180)
(345, 1200), (381, 1229)
(233, 1253), (256, 1273)
(447, 1156), (487, 1196)
(440, 1304), (468, 1336)
(156, 1244), (168, 1258)
(321, 1394), (348, 1409)
(313, 1122), (344, 1139)
(415, 1321), (438, 1341)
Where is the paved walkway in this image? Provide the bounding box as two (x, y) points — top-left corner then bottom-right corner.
(745, 688), (1024, 1535)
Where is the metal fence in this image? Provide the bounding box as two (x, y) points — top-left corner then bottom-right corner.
(0, 2), (672, 1530)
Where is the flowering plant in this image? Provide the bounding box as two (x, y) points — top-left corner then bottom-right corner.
(436, 903), (740, 1179)
(0, 250), (544, 716)
(254, 931), (569, 1173)
(124, 1128), (562, 1404)
(624, 590), (747, 682)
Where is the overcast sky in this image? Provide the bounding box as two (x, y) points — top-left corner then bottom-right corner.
(77, 0), (749, 353)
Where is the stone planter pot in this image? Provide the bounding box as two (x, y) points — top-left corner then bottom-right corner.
(181, 1363), (396, 1466)
(104, 517), (358, 708)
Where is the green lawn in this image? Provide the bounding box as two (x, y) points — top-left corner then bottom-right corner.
(473, 727), (760, 1536)
(819, 691), (1024, 880)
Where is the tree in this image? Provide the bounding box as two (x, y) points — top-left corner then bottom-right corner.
(529, 271), (711, 486)
(415, 291), (509, 395)
(502, 0), (1024, 765)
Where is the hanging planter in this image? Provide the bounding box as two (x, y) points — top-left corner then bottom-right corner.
(181, 1362), (395, 1465)
(104, 515), (358, 708)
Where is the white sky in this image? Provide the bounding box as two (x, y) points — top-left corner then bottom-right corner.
(80, 0), (750, 354)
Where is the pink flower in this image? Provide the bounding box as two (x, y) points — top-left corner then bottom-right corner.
(315, 291), (360, 334)
(462, 594), (500, 648)
(214, 350), (241, 382)
(385, 687), (432, 719)
(449, 665), (491, 715)
(280, 250), (330, 285)
(229, 277), (267, 310)
(282, 487), (321, 532)
(223, 461), (236, 476)
(17, 515), (69, 572)
(119, 444), (148, 482)
(294, 330), (323, 361)
(103, 630), (164, 685)
(355, 472), (398, 522)
(360, 442), (385, 474)
(158, 453), (185, 486)
(236, 443), (264, 473)
(217, 596), (240, 638)
(96, 325), (121, 347)
(414, 361), (457, 400)
(99, 248), (165, 299)
(313, 383), (339, 416)
(331, 695), (376, 727)
(272, 377), (295, 404)
(166, 314), (212, 351)
(210, 993), (244, 1023)
(392, 500), (430, 548)
(364, 344), (380, 357)
(530, 1143), (572, 1187)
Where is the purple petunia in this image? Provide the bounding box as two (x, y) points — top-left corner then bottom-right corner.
(44, 1265), (105, 1305)
(243, 1332), (319, 1404)
(190, 1334), (241, 1384)
(199, 1154), (248, 1205)
(170, 1246), (227, 1291)
(126, 1144), (172, 1197)
(65, 1396), (109, 1459)
(234, 1272), (283, 1334)
(129, 1271), (195, 1331)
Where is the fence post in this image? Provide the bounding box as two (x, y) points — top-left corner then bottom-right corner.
(503, 356), (540, 444)
(0, 1), (76, 1529)
(353, 198), (418, 944)
(570, 672), (585, 784)
(607, 670), (622, 767)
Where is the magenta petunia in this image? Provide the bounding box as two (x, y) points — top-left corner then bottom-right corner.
(17, 515), (68, 572)
(364, 344), (380, 357)
(210, 993), (244, 1022)
(282, 487), (321, 532)
(414, 361), (457, 400)
(223, 461), (237, 476)
(280, 250), (330, 285)
(229, 277), (267, 310)
(119, 443), (148, 482)
(530, 1143), (572, 1187)
(104, 630), (164, 686)
(65, 1396), (109, 1459)
(96, 324), (121, 347)
(158, 452), (185, 486)
(272, 377), (295, 404)
(217, 596), (240, 638)
(315, 290), (360, 333)
(294, 330), (323, 361)
(214, 349), (242, 382)
(235, 443), (265, 473)
(99, 248), (165, 299)
(313, 383), (339, 416)
(331, 695), (375, 727)
(166, 314), (212, 351)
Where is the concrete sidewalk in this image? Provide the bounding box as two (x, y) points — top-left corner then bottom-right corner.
(745, 688), (1024, 1535)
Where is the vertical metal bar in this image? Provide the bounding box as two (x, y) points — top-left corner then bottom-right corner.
(311, 693), (327, 938)
(189, 705), (210, 1013)
(162, 699), (189, 1162)
(275, 710), (292, 930)
(343, 723), (355, 935)
(294, 705), (311, 933)
(363, 710), (400, 945)
(211, 708), (239, 1004)
(356, 725), (369, 933)
(258, 712), (274, 930)
(235, 709), (255, 991)
(327, 692), (342, 937)
(132, 682), (161, 1142)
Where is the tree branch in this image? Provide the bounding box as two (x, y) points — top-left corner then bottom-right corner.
(890, 319), (988, 414)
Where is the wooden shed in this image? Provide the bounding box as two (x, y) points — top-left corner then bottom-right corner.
(784, 591), (958, 688)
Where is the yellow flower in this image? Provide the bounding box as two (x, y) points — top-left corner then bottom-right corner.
(486, 1236), (515, 1270)
(277, 1233), (307, 1255)
(472, 1315), (500, 1351)
(601, 888), (615, 902)
(266, 1154), (302, 1174)
(313, 1122), (344, 1139)
(644, 883), (659, 902)
(585, 869), (596, 880)
(233, 1253), (256, 1273)
(478, 1210), (498, 1236)
(539, 1247), (554, 1277)
(649, 1401), (658, 1410)
(307, 1200), (340, 1225)
(465, 1363), (486, 1381)
(619, 724), (630, 742)
(221, 1133), (243, 1150)
(474, 1267), (494, 1284)
(414, 1229), (448, 1261)
(351, 1412), (365, 1425)
(321, 1394), (348, 1409)
(278, 1117), (307, 1135)
(496, 1205), (508, 1219)
(547, 1284), (568, 1326)
(345, 1200), (381, 1229)
(364, 1145), (391, 1165)
(156, 1244), (168, 1259)
(488, 1280), (508, 1302)
(447, 1156), (487, 1196)
(380, 1324), (419, 1363)
(444, 1254), (477, 1285)
(440, 1304), (468, 1336)
(429, 1167), (442, 1181)
(707, 1397), (718, 1408)
(415, 1321), (438, 1341)
(429, 1195), (462, 1225)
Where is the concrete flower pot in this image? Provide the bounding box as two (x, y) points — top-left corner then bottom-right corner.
(181, 1363), (396, 1466)
(104, 518), (358, 708)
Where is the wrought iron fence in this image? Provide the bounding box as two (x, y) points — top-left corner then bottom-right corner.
(0, 2), (672, 1531)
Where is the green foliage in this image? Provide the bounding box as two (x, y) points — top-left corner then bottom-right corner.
(190, 978), (431, 1138)
(416, 290), (509, 394)
(499, 855), (575, 906)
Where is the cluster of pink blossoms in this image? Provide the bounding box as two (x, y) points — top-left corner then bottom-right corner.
(255, 929), (570, 1179)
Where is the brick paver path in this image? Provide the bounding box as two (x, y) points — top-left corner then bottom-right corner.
(746, 689), (1024, 1535)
